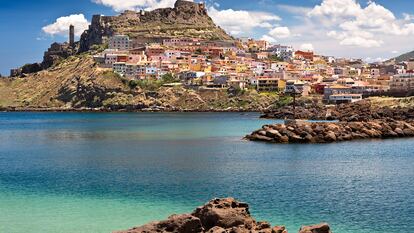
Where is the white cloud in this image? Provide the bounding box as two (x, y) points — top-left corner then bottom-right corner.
(261, 26), (291, 43)
(268, 27), (291, 38)
(42, 14), (89, 37)
(92, 0), (179, 11)
(365, 57), (385, 63)
(208, 7), (280, 36)
(308, 0), (361, 23)
(304, 0), (414, 49)
(276, 4), (311, 15)
(339, 36), (383, 48)
(403, 13), (414, 21)
(260, 35), (277, 43)
(300, 43), (314, 51)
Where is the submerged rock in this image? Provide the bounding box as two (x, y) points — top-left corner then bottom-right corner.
(115, 198), (329, 233)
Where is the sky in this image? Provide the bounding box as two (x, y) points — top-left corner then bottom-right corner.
(1, 0), (414, 75)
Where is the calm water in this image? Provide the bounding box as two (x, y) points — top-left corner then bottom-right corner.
(0, 112), (413, 233)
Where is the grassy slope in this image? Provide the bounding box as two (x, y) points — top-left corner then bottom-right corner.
(394, 50), (414, 63)
(0, 55), (128, 109)
(0, 55), (278, 111)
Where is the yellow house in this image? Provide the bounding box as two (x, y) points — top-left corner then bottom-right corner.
(236, 64), (248, 73)
(278, 79), (287, 91)
(178, 62), (189, 71)
(203, 65), (212, 73)
(189, 63), (202, 71)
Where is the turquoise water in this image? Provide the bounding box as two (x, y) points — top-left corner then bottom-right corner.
(0, 112), (413, 233)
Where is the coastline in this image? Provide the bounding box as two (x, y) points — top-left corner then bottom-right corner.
(0, 106), (265, 113)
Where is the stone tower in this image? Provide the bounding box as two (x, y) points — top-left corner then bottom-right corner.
(69, 25), (75, 47)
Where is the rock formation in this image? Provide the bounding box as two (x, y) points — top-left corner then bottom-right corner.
(246, 119), (414, 143)
(41, 42), (78, 69)
(261, 100), (414, 122)
(115, 198), (328, 233)
(299, 223), (332, 233)
(79, 0), (232, 52)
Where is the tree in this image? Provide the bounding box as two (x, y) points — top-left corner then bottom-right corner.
(269, 55), (283, 62)
(161, 73), (179, 84)
(195, 48), (203, 55)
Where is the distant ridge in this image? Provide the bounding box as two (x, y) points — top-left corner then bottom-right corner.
(392, 50), (414, 63)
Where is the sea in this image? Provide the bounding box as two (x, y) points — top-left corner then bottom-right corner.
(0, 112), (413, 233)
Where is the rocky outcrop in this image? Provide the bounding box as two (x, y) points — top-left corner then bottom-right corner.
(262, 100), (414, 122)
(79, 0), (232, 52)
(299, 223), (331, 233)
(246, 120), (414, 143)
(10, 41), (77, 77)
(42, 42), (77, 69)
(115, 198), (325, 233)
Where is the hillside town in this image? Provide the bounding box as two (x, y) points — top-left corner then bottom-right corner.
(92, 30), (414, 104)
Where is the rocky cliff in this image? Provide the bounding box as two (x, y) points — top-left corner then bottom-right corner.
(79, 0), (232, 52)
(115, 198), (332, 233)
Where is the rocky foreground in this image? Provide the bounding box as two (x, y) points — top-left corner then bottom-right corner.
(246, 119), (414, 144)
(115, 198), (331, 233)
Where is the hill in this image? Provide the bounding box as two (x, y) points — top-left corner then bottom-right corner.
(79, 0), (233, 52)
(0, 0), (279, 112)
(0, 54), (278, 111)
(393, 50), (414, 63)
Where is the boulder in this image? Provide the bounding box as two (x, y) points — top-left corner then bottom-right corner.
(206, 226), (226, 233)
(403, 128), (414, 136)
(114, 214), (204, 233)
(273, 226), (288, 233)
(299, 223), (332, 233)
(394, 128), (404, 136)
(251, 134), (273, 142)
(279, 136), (290, 143)
(266, 129), (282, 138)
(324, 131), (337, 142)
(192, 198), (254, 230)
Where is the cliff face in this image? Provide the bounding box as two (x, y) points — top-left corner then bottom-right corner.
(79, 0), (232, 52)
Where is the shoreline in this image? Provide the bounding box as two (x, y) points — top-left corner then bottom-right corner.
(0, 107), (263, 113)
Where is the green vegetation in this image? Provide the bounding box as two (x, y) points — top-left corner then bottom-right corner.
(274, 95), (293, 108)
(102, 70), (122, 79)
(90, 44), (108, 53)
(160, 73), (180, 84)
(121, 73), (180, 91)
(269, 55), (283, 62)
(195, 48), (203, 55)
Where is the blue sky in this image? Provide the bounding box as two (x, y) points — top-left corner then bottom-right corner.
(1, 0), (414, 75)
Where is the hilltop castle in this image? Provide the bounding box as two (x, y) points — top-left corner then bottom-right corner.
(79, 0), (226, 52)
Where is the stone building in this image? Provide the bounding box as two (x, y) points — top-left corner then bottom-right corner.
(69, 25), (75, 47)
(109, 35), (131, 50)
(390, 73), (414, 91)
